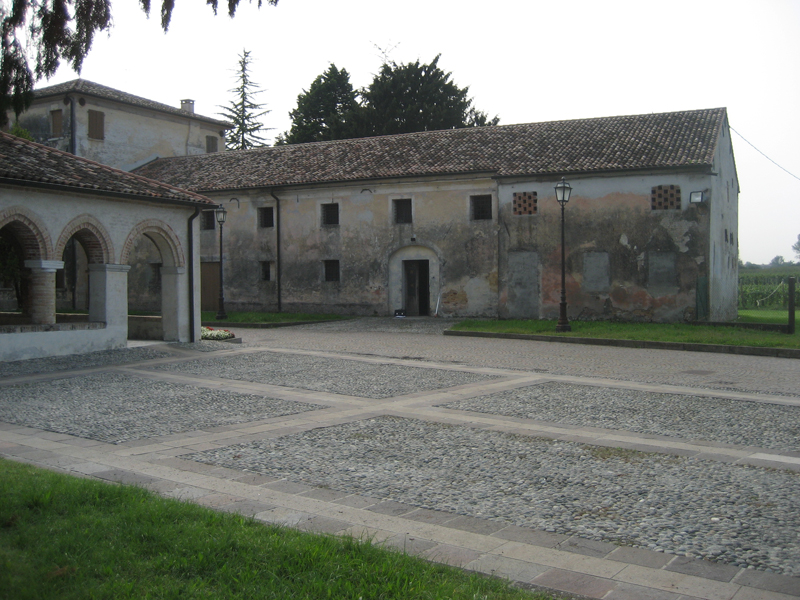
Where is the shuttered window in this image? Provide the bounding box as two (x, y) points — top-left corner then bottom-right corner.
(87, 110), (104, 140)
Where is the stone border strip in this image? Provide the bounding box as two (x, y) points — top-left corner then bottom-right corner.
(444, 330), (800, 360)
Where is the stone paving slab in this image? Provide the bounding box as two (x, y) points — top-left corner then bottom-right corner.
(2, 327), (800, 600)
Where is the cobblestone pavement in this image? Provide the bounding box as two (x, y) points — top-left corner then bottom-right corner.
(1, 318), (799, 599)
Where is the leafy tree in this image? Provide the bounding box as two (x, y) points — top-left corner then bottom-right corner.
(793, 234), (800, 261)
(218, 50), (270, 150)
(770, 255), (786, 267)
(276, 64), (358, 145)
(277, 55), (498, 144)
(0, 0), (278, 127)
(10, 121), (33, 140)
(357, 55), (499, 137)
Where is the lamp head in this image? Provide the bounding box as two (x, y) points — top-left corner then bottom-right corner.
(555, 177), (572, 206)
(215, 204), (227, 224)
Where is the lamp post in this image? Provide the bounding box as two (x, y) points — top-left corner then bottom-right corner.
(555, 177), (572, 332)
(215, 204), (228, 320)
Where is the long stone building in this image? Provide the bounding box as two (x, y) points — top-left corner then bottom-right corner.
(136, 107), (739, 323)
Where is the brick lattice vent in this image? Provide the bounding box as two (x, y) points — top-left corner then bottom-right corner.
(513, 191), (537, 215)
(651, 185), (681, 210)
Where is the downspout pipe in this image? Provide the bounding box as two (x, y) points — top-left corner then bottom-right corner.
(68, 95), (76, 155)
(270, 190), (282, 312)
(188, 206), (201, 341)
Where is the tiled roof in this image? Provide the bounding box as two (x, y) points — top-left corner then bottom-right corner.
(34, 79), (231, 129)
(0, 131), (214, 205)
(134, 108), (728, 191)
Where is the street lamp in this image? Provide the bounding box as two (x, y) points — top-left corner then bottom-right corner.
(215, 204), (227, 320)
(555, 177), (572, 332)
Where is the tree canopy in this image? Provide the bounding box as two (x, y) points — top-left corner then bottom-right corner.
(0, 0), (278, 126)
(218, 50), (270, 150)
(276, 64), (358, 145)
(277, 55), (498, 144)
(793, 234), (800, 261)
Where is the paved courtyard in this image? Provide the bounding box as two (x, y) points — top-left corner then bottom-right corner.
(1, 318), (799, 599)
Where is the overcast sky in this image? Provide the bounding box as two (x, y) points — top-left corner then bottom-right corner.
(41, 0), (800, 265)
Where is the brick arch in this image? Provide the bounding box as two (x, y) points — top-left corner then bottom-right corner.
(0, 206), (54, 260)
(120, 219), (185, 268)
(55, 215), (114, 264)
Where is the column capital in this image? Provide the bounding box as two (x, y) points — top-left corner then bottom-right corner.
(24, 260), (64, 273)
(88, 263), (131, 273)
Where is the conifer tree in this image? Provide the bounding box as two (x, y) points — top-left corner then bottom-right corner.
(219, 50), (270, 150)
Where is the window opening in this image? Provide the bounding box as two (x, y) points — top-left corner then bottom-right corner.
(513, 191), (537, 215)
(471, 195), (492, 220)
(206, 135), (218, 153)
(394, 199), (412, 224)
(324, 259), (340, 282)
(200, 211), (216, 230)
(322, 203), (339, 226)
(87, 110), (104, 140)
(51, 110), (63, 137)
(259, 207), (274, 228)
(261, 261), (271, 281)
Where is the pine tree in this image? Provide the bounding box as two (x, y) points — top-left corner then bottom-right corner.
(218, 50), (270, 150)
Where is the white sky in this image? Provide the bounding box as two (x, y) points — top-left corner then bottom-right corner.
(40, 0), (800, 264)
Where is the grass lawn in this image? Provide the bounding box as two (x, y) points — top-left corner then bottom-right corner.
(451, 315), (799, 349)
(201, 311), (349, 324)
(736, 309), (798, 324)
(0, 459), (544, 600)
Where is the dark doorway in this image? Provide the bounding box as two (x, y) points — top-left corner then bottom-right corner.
(201, 262), (220, 312)
(403, 260), (430, 316)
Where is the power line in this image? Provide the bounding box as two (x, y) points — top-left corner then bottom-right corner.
(730, 125), (800, 182)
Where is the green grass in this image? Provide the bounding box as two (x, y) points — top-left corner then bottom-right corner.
(0, 459), (544, 600)
(451, 317), (800, 349)
(201, 311), (349, 323)
(736, 309), (798, 324)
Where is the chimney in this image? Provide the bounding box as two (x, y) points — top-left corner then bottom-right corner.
(180, 99), (195, 113)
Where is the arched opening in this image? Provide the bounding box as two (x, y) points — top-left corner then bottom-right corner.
(122, 221), (187, 342)
(0, 226), (28, 318)
(388, 245), (441, 317)
(127, 234), (163, 314)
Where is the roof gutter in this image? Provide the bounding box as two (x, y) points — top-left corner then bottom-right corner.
(0, 178), (212, 207)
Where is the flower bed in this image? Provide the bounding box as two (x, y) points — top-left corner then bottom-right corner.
(200, 326), (235, 341)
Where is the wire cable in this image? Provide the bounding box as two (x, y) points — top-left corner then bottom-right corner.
(730, 126), (800, 182)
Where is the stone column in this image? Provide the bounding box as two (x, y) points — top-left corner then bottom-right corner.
(88, 264), (130, 328)
(23, 260), (64, 325)
(161, 266), (188, 342)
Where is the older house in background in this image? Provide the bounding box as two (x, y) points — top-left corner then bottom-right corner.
(136, 107), (739, 323)
(17, 79), (230, 171)
(0, 132), (211, 361)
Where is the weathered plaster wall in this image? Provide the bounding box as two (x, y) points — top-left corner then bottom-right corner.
(708, 122), (740, 321)
(19, 98), (224, 170)
(498, 171), (715, 322)
(202, 176), (499, 317)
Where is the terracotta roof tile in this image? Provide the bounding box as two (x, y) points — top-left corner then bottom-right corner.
(34, 79), (231, 129)
(134, 108), (727, 191)
(0, 131), (214, 205)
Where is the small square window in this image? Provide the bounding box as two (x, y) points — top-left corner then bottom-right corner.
(88, 109), (104, 140)
(259, 207), (274, 228)
(322, 203), (339, 226)
(261, 261), (271, 281)
(513, 191), (537, 215)
(393, 198), (412, 224)
(471, 195), (492, 220)
(206, 135), (218, 153)
(651, 185), (681, 210)
(324, 260), (340, 282)
(200, 211), (216, 230)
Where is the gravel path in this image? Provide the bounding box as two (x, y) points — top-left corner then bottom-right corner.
(186, 416), (800, 577)
(152, 351), (497, 399)
(440, 382), (800, 453)
(0, 372), (324, 444)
